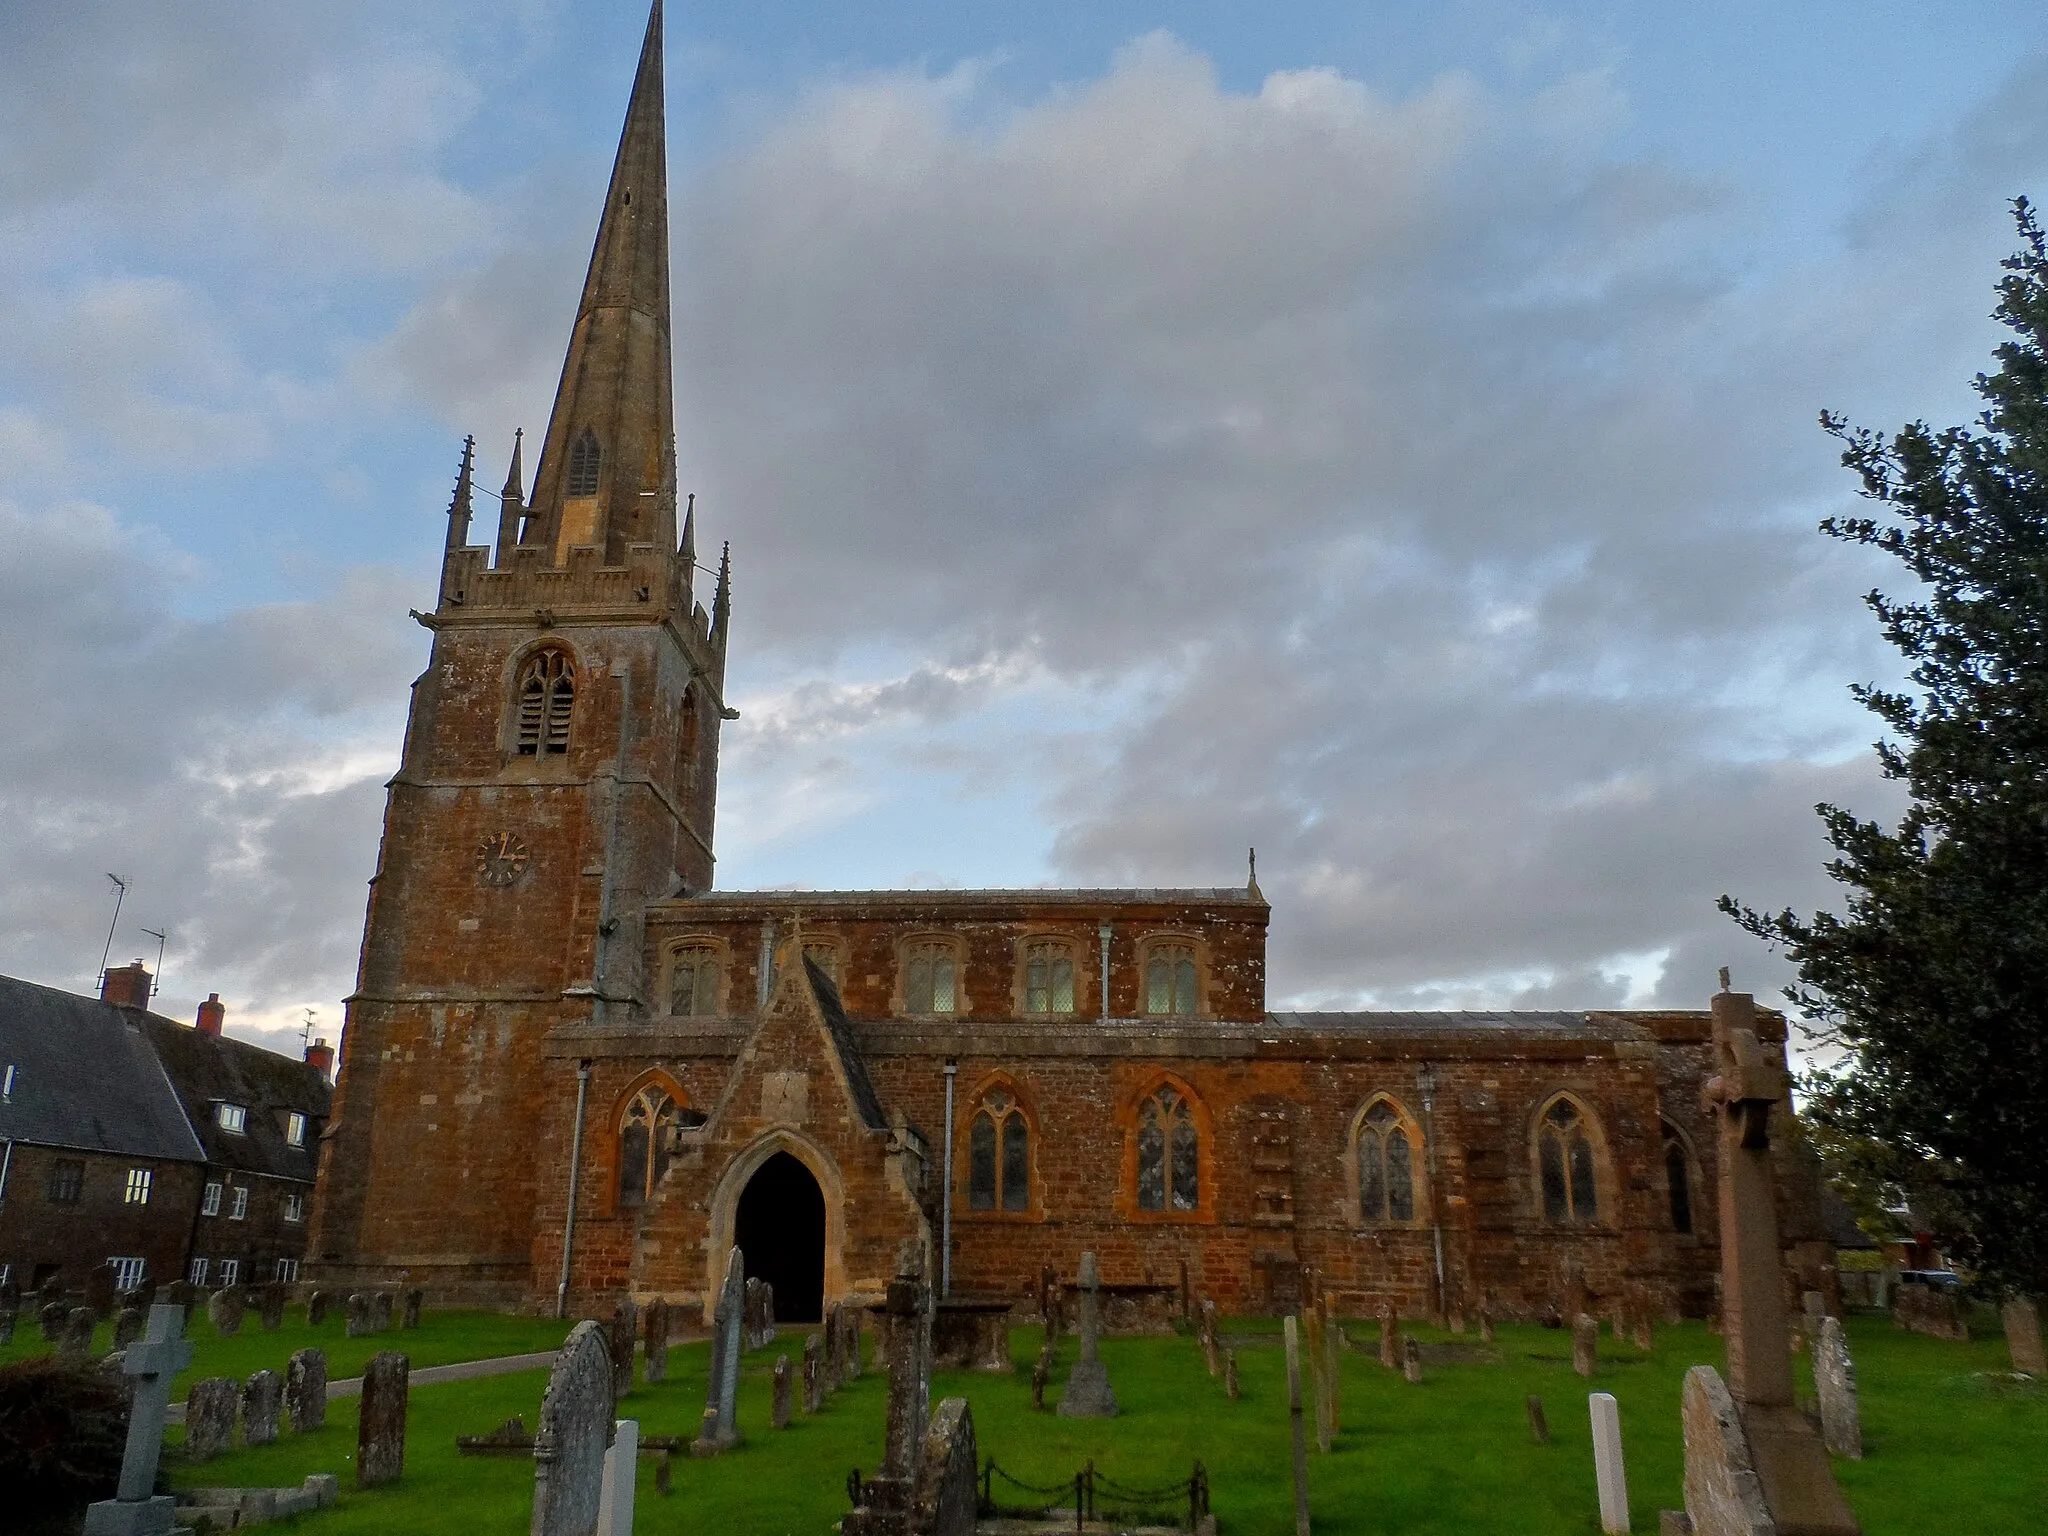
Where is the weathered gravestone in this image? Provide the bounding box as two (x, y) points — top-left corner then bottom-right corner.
(1480, 1304), (1497, 1344)
(62, 1305), (96, 1357)
(1675, 985), (1859, 1536)
(1573, 1314), (1600, 1377)
(1284, 1317), (1311, 1536)
(909, 1398), (980, 1536)
(1590, 1392), (1631, 1535)
(772, 1355), (794, 1428)
(209, 1286), (245, 1338)
(307, 1289), (330, 1325)
(114, 1305), (145, 1351)
(643, 1298), (670, 1384)
(1303, 1306), (1332, 1452)
(822, 1302), (844, 1391)
(597, 1418), (638, 1536)
(163, 1281), (198, 1328)
(39, 1298), (67, 1340)
(1892, 1282), (1967, 1341)
(693, 1248), (745, 1455)
(1814, 1317), (1863, 1460)
(186, 1377), (241, 1463)
(1224, 1347), (1239, 1399)
(1402, 1336), (1424, 1385)
(358, 1351), (410, 1488)
(2004, 1296), (2047, 1375)
(0, 1303), (16, 1346)
(82, 1304), (193, 1536)
(371, 1290), (395, 1332)
(1377, 1303), (1398, 1368)
(1056, 1252), (1118, 1418)
(845, 1304), (863, 1379)
(85, 1262), (118, 1320)
(259, 1283), (286, 1332)
(1199, 1298), (1221, 1376)
(287, 1347), (328, 1433)
(531, 1319), (613, 1536)
(1030, 1339), (1051, 1409)
(1527, 1394), (1550, 1445)
(841, 1260), (936, 1536)
(242, 1369), (283, 1447)
(803, 1331), (823, 1413)
(402, 1286), (424, 1328)
(607, 1297), (638, 1402)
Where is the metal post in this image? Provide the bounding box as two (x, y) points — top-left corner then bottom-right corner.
(1097, 922), (1112, 1019)
(941, 1062), (957, 1298)
(556, 1060), (593, 1318)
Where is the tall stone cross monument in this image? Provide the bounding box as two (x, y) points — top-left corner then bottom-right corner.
(1678, 985), (1859, 1536)
(84, 1303), (194, 1535)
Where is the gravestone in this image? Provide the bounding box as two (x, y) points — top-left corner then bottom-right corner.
(242, 1369), (283, 1447)
(846, 1305), (863, 1378)
(654, 1450), (672, 1497)
(803, 1331), (823, 1413)
(1284, 1317), (1311, 1536)
(1590, 1392), (1631, 1534)
(910, 1397), (980, 1536)
(307, 1290), (330, 1325)
(1056, 1251), (1118, 1417)
(259, 1283), (286, 1332)
(85, 1262), (118, 1320)
(1303, 1307), (1332, 1452)
(1479, 1303), (1496, 1344)
(1224, 1347), (1239, 1399)
(597, 1419), (638, 1536)
(0, 1302), (16, 1346)
(1559, 1260), (1591, 1332)
(402, 1287), (424, 1328)
(608, 1297), (638, 1401)
(2004, 1296), (2047, 1375)
(1527, 1394), (1550, 1445)
(1199, 1299), (1221, 1376)
(1814, 1317), (1863, 1460)
(823, 1303), (844, 1391)
(186, 1377), (240, 1463)
(99, 1350), (136, 1405)
(1892, 1283), (1967, 1341)
(693, 1247), (746, 1454)
(346, 1292), (372, 1337)
(39, 1299), (67, 1340)
(879, 1257), (936, 1507)
(1320, 1295), (1342, 1437)
(357, 1351), (410, 1488)
(163, 1281), (197, 1327)
(1030, 1340), (1051, 1409)
(1633, 1312), (1656, 1354)
(531, 1319), (613, 1536)
(1402, 1336), (1423, 1385)
(114, 1305), (145, 1351)
(286, 1348), (328, 1433)
(1377, 1304), (1398, 1368)
(81, 1305), (193, 1536)
(371, 1290), (395, 1332)
(1573, 1314), (1600, 1377)
(61, 1305), (96, 1357)
(1678, 986), (1859, 1536)
(209, 1287), (245, 1337)
(1802, 1290), (1827, 1339)
(773, 1355), (794, 1427)
(638, 1299), (666, 1385)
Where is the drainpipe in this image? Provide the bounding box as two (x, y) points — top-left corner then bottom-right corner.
(1097, 922), (1112, 1019)
(1418, 1062), (1447, 1317)
(556, 1060), (593, 1319)
(941, 1063), (957, 1298)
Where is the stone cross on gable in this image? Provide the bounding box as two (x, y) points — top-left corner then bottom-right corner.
(84, 1304), (193, 1535)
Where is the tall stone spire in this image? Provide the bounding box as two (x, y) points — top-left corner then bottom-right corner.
(522, 0), (673, 565)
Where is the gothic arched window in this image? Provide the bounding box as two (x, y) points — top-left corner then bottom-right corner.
(1023, 940), (1075, 1015)
(904, 940), (959, 1014)
(618, 1087), (678, 1207)
(1357, 1097), (1419, 1224)
(1537, 1096), (1600, 1225)
(1144, 943), (1198, 1015)
(515, 648), (575, 755)
(669, 944), (720, 1017)
(1663, 1121), (1695, 1235)
(967, 1088), (1031, 1213)
(566, 428), (602, 497)
(1136, 1084), (1200, 1212)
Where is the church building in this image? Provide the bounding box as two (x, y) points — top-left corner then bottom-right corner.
(306, 1), (1837, 1325)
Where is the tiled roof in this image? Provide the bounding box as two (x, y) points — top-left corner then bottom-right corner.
(138, 1014), (331, 1184)
(0, 975), (207, 1163)
(1267, 1010), (1628, 1037)
(803, 957), (888, 1132)
(677, 887), (1267, 907)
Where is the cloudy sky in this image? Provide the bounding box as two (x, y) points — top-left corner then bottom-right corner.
(4, 0), (2046, 1055)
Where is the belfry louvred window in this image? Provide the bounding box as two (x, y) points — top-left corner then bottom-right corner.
(516, 650), (574, 755)
(566, 428), (601, 497)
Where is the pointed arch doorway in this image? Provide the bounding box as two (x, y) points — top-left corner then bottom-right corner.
(734, 1150), (826, 1323)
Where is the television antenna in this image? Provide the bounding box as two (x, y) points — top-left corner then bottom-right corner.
(300, 1009), (318, 1051)
(140, 928), (167, 997)
(95, 874), (128, 987)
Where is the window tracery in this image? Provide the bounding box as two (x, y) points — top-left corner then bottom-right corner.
(1143, 943), (1198, 1015)
(967, 1088), (1031, 1213)
(1023, 940), (1075, 1015)
(1537, 1096), (1600, 1225)
(1136, 1084), (1200, 1212)
(1356, 1097), (1419, 1223)
(566, 428), (602, 497)
(904, 939), (959, 1014)
(669, 943), (720, 1017)
(618, 1086), (679, 1207)
(515, 648), (575, 756)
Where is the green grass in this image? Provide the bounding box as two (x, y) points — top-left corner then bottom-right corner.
(1, 1307), (574, 1399)
(150, 1313), (2043, 1535)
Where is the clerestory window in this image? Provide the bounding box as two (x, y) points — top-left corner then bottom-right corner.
(566, 428), (602, 497)
(904, 941), (959, 1015)
(1023, 941), (1075, 1015)
(669, 944), (721, 1017)
(1144, 943), (1198, 1015)
(515, 649), (575, 755)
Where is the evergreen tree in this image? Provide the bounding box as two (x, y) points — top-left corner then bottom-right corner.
(1724, 200), (2048, 1297)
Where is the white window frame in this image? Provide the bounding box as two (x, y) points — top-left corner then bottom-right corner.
(216, 1102), (248, 1134)
(110, 1256), (146, 1291)
(218, 1258), (240, 1287)
(201, 1181), (223, 1216)
(123, 1167), (152, 1205)
(283, 1191), (305, 1223)
(189, 1256), (210, 1286)
(229, 1186), (249, 1221)
(273, 1257), (300, 1283)
(286, 1111), (307, 1147)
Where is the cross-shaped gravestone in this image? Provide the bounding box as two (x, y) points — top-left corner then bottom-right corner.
(83, 1304), (193, 1536)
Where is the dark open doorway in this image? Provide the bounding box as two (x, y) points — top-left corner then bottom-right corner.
(734, 1150), (826, 1323)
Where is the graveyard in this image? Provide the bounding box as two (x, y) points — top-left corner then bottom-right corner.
(62, 1305), (2030, 1535)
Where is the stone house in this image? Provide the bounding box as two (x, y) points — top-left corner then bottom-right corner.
(307, 1), (1837, 1323)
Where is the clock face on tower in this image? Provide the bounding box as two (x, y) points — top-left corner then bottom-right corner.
(476, 831), (531, 888)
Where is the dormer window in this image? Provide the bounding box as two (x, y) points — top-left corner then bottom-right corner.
(286, 1111), (307, 1147)
(566, 429), (601, 497)
(216, 1103), (248, 1134)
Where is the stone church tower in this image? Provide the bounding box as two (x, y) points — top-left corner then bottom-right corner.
(307, 0), (731, 1303)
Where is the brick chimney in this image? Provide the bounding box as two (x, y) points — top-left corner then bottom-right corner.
(305, 1036), (335, 1081)
(195, 993), (225, 1035)
(100, 960), (152, 1010)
